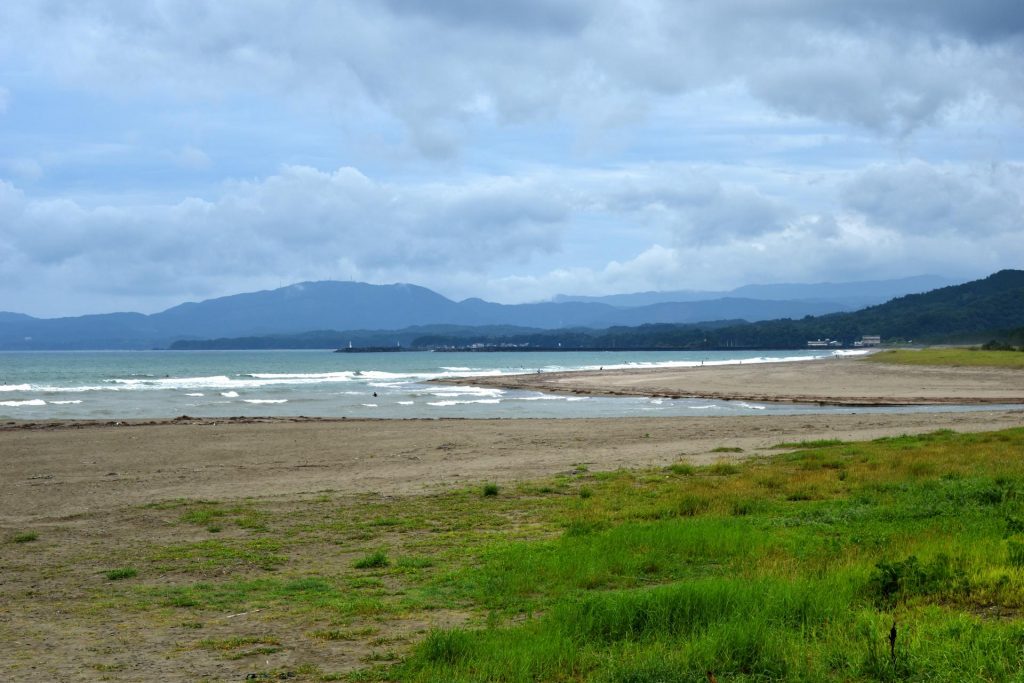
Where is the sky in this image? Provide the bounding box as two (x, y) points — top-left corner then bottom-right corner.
(1, 1), (1023, 317)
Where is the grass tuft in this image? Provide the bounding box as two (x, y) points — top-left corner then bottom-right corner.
(354, 550), (390, 569)
(105, 567), (137, 581)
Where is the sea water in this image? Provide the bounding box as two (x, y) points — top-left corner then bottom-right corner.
(0, 349), (1013, 420)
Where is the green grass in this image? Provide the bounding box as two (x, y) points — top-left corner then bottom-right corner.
(353, 550), (390, 569)
(482, 483), (500, 497)
(771, 438), (846, 449)
(105, 567), (137, 581)
(9, 531), (38, 543)
(148, 537), (286, 572)
(667, 462), (695, 476)
(15, 426), (1024, 680)
(865, 348), (1024, 369)
(389, 427), (1024, 681)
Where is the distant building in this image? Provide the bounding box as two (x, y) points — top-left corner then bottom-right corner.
(853, 335), (881, 347)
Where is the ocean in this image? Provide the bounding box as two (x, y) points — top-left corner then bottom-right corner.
(0, 349), (1007, 421)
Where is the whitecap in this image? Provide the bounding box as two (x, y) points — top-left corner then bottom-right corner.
(361, 403), (378, 408)
(0, 399), (46, 407)
(428, 386), (504, 398)
(50, 400), (83, 405)
(735, 402), (767, 410)
(0, 384), (32, 392)
(243, 399), (288, 404)
(185, 393), (204, 397)
(427, 398), (502, 407)
(246, 371), (356, 381)
(397, 401), (414, 406)
(220, 391), (239, 398)
(106, 373), (354, 391)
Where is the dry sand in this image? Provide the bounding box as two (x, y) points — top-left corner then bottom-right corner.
(439, 357), (1024, 406)
(3, 410), (1023, 525)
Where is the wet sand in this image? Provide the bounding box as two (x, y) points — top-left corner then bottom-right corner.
(438, 357), (1024, 406)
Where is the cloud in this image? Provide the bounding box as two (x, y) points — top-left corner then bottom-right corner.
(0, 166), (572, 313)
(174, 145), (211, 171)
(2, 158), (43, 181)
(1, 156), (1021, 315)
(639, 184), (789, 246)
(843, 161), (1024, 236)
(2, 1), (1021, 157)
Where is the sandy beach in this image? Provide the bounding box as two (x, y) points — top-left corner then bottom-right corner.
(3, 409), (1023, 525)
(3, 359), (1024, 681)
(438, 357), (1024, 406)
(2, 358), (1023, 524)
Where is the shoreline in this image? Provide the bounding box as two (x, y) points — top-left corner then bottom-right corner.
(3, 357), (1022, 523)
(435, 357), (1024, 406)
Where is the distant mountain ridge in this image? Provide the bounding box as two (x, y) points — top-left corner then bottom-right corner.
(407, 270), (1024, 350)
(0, 274), (972, 350)
(552, 275), (956, 309)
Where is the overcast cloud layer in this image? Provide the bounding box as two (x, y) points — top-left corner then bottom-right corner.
(1, 1), (1022, 316)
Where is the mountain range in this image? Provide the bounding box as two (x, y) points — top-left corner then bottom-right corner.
(409, 270), (1024, 350)
(0, 274), (966, 350)
(551, 274), (955, 309)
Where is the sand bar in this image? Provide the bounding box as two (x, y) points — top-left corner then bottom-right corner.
(3, 410), (1023, 523)
(438, 357), (1024, 405)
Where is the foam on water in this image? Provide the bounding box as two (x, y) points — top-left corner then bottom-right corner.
(427, 398), (502, 407)
(428, 387), (504, 398)
(1, 348), (945, 421)
(246, 371), (356, 380)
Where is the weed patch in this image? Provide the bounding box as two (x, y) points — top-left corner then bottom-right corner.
(105, 567), (137, 581)
(354, 550), (390, 569)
